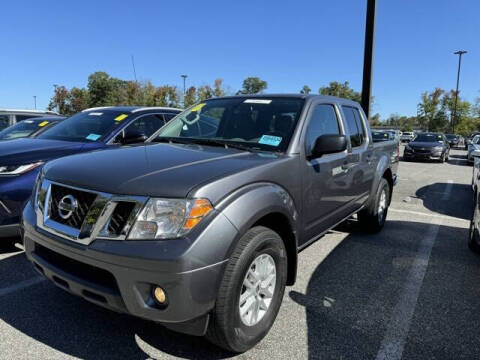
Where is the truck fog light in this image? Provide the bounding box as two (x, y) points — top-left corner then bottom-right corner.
(153, 286), (167, 305)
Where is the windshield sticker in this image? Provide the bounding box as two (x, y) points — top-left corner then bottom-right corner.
(259, 135), (282, 146)
(244, 99), (272, 104)
(86, 133), (101, 141)
(384, 133), (388, 137)
(38, 121), (49, 127)
(114, 114), (128, 121)
(25, 120), (34, 123)
(89, 112), (103, 116)
(190, 103), (206, 112)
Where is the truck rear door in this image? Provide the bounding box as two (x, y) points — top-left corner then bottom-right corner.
(341, 105), (375, 208)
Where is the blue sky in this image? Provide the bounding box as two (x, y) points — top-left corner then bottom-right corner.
(1, 0), (478, 119)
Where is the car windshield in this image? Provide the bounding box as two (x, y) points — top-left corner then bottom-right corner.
(413, 133), (443, 143)
(0, 119), (48, 140)
(151, 97), (305, 152)
(38, 110), (127, 142)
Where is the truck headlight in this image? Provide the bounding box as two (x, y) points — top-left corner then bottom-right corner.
(0, 162), (43, 175)
(128, 198), (213, 239)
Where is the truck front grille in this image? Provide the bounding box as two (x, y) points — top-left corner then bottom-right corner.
(49, 184), (97, 229)
(107, 202), (135, 235)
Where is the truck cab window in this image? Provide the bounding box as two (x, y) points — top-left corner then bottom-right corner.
(343, 106), (365, 147)
(305, 104), (340, 154)
(118, 114), (166, 141)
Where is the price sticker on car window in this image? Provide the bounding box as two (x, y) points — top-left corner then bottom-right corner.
(191, 103), (206, 112)
(115, 114), (128, 121)
(259, 135), (282, 146)
(86, 133), (101, 141)
(38, 121), (49, 127)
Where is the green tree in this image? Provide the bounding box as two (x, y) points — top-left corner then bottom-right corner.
(184, 86), (197, 108)
(87, 71), (118, 106)
(197, 85), (214, 101)
(47, 86), (71, 115)
(237, 77), (268, 95)
(369, 113), (381, 127)
(69, 87), (89, 113)
(300, 85), (311, 94)
(319, 81), (361, 102)
(417, 88), (444, 131)
(213, 78), (226, 97)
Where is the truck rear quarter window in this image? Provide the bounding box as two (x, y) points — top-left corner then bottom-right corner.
(342, 106), (365, 147)
(305, 104), (340, 154)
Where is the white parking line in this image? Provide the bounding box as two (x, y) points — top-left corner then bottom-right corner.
(375, 180), (453, 360)
(0, 277), (44, 297)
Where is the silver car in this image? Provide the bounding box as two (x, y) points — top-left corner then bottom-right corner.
(469, 148), (480, 251)
(467, 135), (480, 164)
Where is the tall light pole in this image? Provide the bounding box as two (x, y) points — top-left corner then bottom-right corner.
(181, 74), (188, 107)
(53, 84), (59, 113)
(361, 0), (377, 119)
(452, 50), (467, 133)
(33, 96), (37, 110)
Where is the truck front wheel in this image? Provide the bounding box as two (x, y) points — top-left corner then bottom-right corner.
(206, 226), (287, 353)
(358, 178), (390, 233)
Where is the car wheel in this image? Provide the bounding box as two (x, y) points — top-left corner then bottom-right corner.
(206, 226), (287, 353)
(469, 192), (480, 253)
(358, 178), (390, 233)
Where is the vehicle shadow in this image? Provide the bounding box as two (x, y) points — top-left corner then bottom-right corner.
(290, 219), (478, 359)
(447, 154), (470, 167)
(0, 255), (233, 359)
(416, 182), (472, 220)
(0, 240), (20, 255)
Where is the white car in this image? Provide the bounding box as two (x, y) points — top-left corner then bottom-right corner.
(400, 131), (414, 142)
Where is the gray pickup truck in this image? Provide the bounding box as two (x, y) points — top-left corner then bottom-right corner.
(22, 94), (398, 353)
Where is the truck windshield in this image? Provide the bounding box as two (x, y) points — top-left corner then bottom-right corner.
(152, 97), (305, 152)
(413, 133), (443, 143)
(38, 110), (126, 142)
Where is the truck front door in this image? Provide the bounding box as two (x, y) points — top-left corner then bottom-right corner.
(300, 103), (351, 245)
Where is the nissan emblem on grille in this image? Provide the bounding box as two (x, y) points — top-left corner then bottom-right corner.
(58, 195), (78, 220)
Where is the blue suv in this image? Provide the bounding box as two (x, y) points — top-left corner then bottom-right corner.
(0, 106), (180, 241)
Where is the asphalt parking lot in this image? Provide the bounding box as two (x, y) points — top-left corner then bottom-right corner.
(0, 146), (477, 359)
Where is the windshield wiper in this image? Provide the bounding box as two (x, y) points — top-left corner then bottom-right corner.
(155, 137), (257, 152)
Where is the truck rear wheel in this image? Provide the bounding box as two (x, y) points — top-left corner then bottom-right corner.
(206, 226), (287, 353)
(358, 178), (390, 233)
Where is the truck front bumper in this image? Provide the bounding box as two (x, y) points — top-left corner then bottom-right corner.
(22, 202), (237, 336)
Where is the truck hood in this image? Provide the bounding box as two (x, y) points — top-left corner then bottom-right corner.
(44, 143), (284, 198)
(0, 138), (88, 166)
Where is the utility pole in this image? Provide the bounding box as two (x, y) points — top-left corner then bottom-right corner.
(181, 74), (188, 107)
(53, 84), (58, 112)
(33, 96), (37, 110)
(361, 0), (377, 119)
(452, 50), (467, 133)
(131, 55), (137, 82)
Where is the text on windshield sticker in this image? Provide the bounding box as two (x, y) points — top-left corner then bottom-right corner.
(89, 112), (103, 116)
(86, 133), (101, 141)
(38, 121), (49, 127)
(259, 135), (282, 146)
(114, 114), (128, 121)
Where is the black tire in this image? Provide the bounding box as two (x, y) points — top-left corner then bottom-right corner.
(358, 178), (390, 233)
(205, 226), (288, 353)
(469, 192), (480, 253)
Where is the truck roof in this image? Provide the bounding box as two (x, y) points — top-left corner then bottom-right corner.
(205, 93), (361, 106)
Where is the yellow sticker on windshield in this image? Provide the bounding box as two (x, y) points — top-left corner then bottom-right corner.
(384, 133), (388, 137)
(190, 103), (206, 112)
(438, 135), (442, 138)
(38, 121), (49, 127)
(115, 114), (128, 121)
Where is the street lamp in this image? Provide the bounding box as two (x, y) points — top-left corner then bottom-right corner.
(452, 50), (467, 133)
(181, 74), (188, 108)
(361, 0), (377, 119)
(33, 95), (37, 110)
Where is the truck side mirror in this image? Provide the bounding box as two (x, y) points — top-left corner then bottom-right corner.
(310, 134), (347, 159)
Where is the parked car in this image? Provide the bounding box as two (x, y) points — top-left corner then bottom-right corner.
(400, 131), (415, 142)
(23, 94), (398, 352)
(465, 132), (480, 150)
(0, 116), (66, 140)
(0, 106), (180, 240)
(445, 134), (460, 148)
(403, 132), (450, 162)
(0, 109), (60, 131)
(372, 130), (395, 142)
(469, 148), (480, 252)
(467, 135), (480, 164)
